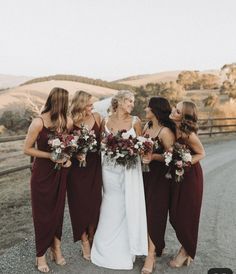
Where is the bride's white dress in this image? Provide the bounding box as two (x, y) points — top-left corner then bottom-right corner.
(91, 117), (148, 270)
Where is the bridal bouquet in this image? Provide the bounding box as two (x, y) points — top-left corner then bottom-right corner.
(48, 133), (78, 169)
(73, 124), (97, 167)
(163, 142), (192, 182)
(134, 135), (154, 172)
(101, 129), (140, 169)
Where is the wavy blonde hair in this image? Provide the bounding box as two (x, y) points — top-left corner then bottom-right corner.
(109, 90), (134, 114)
(70, 90), (92, 123)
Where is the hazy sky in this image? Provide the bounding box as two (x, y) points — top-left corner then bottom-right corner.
(0, 0), (236, 80)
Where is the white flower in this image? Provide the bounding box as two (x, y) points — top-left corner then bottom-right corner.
(164, 152), (173, 166)
(52, 138), (61, 147)
(114, 152), (125, 159)
(121, 132), (131, 139)
(176, 169), (184, 176)
(182, 152), (192, 163)
(84, 135), (89, 141)
(56, 147), (62, 154)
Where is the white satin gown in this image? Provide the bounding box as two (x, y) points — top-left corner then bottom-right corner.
(91, 117), (148, 270)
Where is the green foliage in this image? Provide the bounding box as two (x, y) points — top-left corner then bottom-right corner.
(221, 64), (236, 98)
(133, 81), (186, 118)
(20, 74), (132, 91)
(0, 109), (36, 132)
(177, 71), (220, 90)
(177, 71), (201, 90)
(200, 74), (220, 89)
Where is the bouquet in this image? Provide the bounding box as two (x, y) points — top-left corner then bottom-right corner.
(135, 135), (154, 172)
(101, 129), (140, 169)
(48, 133), (78, 169)
(163, 142), (192, 182)
(73, 124), (97, 167)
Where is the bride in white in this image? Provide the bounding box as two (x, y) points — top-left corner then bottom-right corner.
(91, 90), (148, 270)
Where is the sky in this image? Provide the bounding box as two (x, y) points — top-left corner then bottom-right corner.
(0, 0), (236, 80)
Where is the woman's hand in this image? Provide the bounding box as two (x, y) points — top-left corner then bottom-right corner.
(49, 154), (68, 164)
(76, 154), (86, 162)
(142, 153), (152, 164)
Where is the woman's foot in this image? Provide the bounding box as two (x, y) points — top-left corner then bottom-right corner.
(141, 253), (156, 274)
(50, 245), (66, 266)
(169, 247), (193, 268)
(80, 239), (91, 261)
(35, 256), (49, 273)
(88, 236), (94, 247)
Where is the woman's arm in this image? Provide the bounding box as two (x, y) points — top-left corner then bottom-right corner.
(23, 118), (51, 159)
(134, 117), (142, 136)
(185, 133), (205, 164)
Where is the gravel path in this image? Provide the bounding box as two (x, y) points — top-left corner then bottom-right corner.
(0, 139), (236, 274)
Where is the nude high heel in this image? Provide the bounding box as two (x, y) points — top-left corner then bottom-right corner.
(49, 246), (66, 266)
(35, 257), (50, 273)
(80, 239), (91, 261)
(141, 253), (156, 274)
(169, 248), (193, 268)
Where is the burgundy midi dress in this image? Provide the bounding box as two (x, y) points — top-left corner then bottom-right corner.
(67, 121), (102, 242)
(30, 120), (69, 257)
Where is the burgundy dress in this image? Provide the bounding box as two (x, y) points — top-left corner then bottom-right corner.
(67, 121), (102, 242)
(30, 121), (69, 257)
(169, 137), (203, 259)
(143, 135), (171, 257)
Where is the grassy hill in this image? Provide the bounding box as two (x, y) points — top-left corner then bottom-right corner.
(116, 69), (220, 87)
(21, 74), (131, 91)
(0, 79), (118, 115)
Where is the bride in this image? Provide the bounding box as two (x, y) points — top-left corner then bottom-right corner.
(91, 90), (148, 269)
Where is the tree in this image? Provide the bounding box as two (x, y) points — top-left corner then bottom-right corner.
(221, 63), (236, 84)
(203, 94), (219, 119)
(200, 74), (220, 89)
(177, 71), (201, 90)
(220, 63), (236, 97)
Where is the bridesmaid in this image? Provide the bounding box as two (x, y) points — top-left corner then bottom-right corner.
(24, 87), (73, 273)
(141, 97), (176, 274)
(169, 100), (205, 267)
(67, 90), (102, 260)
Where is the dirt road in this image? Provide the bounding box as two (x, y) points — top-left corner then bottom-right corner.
(0, 138), (235, 274)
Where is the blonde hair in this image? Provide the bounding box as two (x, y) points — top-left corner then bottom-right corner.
(70, 90), (92, 123)
(41, 87), (69, 133)
(109, 90), (134, 114)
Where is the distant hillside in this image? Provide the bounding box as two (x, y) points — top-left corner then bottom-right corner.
(21, 74), (131, 91)
(0, 80), (118, 115)
(116, 70), (220, 87)
(0, 74), (33, 89)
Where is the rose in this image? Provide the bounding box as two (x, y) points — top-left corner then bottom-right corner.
(52, 138), (61, 147)
(182, 152), (192, 163)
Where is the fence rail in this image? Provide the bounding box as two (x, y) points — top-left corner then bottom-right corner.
(0, 117), (236, 177)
